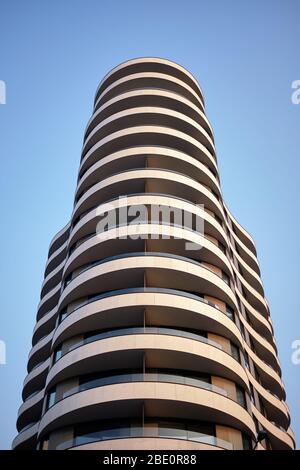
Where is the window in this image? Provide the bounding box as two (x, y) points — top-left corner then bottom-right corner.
(39, 438), (49, 450)
(264, 435), (272, 450)
(230, 343), (240, 362)
(244, 351), (250, 370)
(253, 416), (259, 433)
(236, 385), (246, 408)
(58, 308), (68, 324)
(73, 419), (217, 447)
(215, 214), (223, 226)
(211, 189), (220, 201)
(75, 422), (129, 446)
(218, 241), (226, 254)
(244, 310), (251, 323)
(46, 388), (56, 410)
(185, 291), (204, 299)
(242, 432), (252, 450)
(240, 322), (246, 339)
(53, 345), (62, 363)
(222, 272), (230, 285)
(76, 368), (212, 395)
(249, 336), (255, 350)
(63, 274), (72, 288)
(225, 305), (235, 321)
(253, 365), (260, 382)
(259, 396), (266, 416)
(249, 383), (255, 403)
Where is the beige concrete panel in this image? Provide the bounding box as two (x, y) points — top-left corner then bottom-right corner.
(52, 291), (243, 352)
(68, 194), (227, 255)
(235, 289), (273, 336)
(208, 334), (231, 355)
(224, 203), (257, 255)
(95, 58), (204, 104)
(73, 168), (223, 221)
(82, 106), (215, 157)
(77, 145), (220, 198)
(12, 422), (39, 450)
(246, 371), (289, 427)
(251, 405), (294, 450)
(216, 425), (244, 450)
(48, 222), (71, 257)
(45, 240), (68, 277)
(46, 334), (249, 393)
(239, 315), (279, 369)
(41, 260), (65, 297)
(71, 437), (224, 451)
(244, 343), (284, 398)
(212, 377), (237, 402)
(58, 254), (237, 314)
(38, 381), (256, 439)
(63, 224), (232, 283)
(33, 306), (57, 344)
(17, 389), (44, 421)
(86, 89), (212, 140)
(23, 358), (50, 390)
(95, 71), (204, 112)
(79, 125), (218, 176)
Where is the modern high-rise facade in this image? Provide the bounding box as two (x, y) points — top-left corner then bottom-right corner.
(13, 58), (294, 451)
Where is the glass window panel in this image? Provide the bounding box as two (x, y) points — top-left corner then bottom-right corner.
(236, 385), (246, 408)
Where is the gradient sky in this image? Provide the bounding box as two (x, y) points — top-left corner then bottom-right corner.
(0, 0), (299, 449)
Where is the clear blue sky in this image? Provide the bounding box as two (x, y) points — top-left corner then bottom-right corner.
(0, 0), (299, 449)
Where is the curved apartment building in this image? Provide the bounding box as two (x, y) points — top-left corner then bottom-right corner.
(13, 58), (295, 451)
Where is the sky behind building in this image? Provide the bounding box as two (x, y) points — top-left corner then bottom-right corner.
(0, 0), (299, 449)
